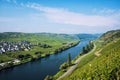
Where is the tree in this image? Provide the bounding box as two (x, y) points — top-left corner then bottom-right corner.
(82, 47), (87, 53)
(0, 60), (3, 63)
(89, 41), (94, 49)
(18, 54), (24, 60)
(0, 65), (3, 70)
(25, 54), (32, 59)
(67, 53), (71, 66)
(81, 41), (94, 54)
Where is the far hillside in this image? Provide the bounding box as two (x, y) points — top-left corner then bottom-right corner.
(0, 32), (79, 43)
(99, 29), (120, 44)
(76, 34), (101, 40)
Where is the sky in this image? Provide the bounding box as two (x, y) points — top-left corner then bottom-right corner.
(0, 0), (120, 34)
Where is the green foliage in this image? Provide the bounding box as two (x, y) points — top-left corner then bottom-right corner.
(59, 53), (72, 72)
(44, 75), (53, 80)
(62, 38), (120, 80)
(55, 30), (120, 80)
(0, 60), (3, 63)
(82, 47), (87, 53)
(17, 54), (24, 60)
(67, 53), (71, 66)
(99, 29), (120, 44)
(59, 62), (68, 71)
(0, 54), (13, 62)
(81, 41), (94, 54)
(0, 33), (79, 61)
(61, 30), (120, 79)
(0, 32), (80, 71)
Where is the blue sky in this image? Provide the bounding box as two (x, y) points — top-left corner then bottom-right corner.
(0, 0), (120, 34)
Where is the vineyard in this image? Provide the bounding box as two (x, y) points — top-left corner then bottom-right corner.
(61, 30), (120, 80)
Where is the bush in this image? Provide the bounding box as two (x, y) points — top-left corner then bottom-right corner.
(0, 60), (3, 63)
(25, 54), (32, 58)
(44, 75), (53, 80)
(35, 51), (42, 55)
(0, 65), (3, 70)
(17, 54), (24, 60)
(59, 62), (68, 70)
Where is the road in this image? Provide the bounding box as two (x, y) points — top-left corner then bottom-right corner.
(57, 43), (96, 80)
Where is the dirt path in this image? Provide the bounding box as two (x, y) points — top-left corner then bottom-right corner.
(95, 49), (101, 57)
(57, 44), (96, 80)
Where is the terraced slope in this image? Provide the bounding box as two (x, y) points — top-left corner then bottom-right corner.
(61, 30), (120, 80)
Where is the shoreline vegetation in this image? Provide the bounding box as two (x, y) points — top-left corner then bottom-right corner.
(44, 40), (94, 80)
(0, 32), (80, 71)
(57, 42), (95, 80)
(0, 41), (79, 71)
(44, 30), (120, 80)
(58, 30), (120, 80)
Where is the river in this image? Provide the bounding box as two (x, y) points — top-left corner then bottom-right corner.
(0, 39), (92, 80)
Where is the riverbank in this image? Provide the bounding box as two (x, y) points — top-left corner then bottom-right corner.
(0, 41), (80, 71)
(0, 39), (93, 80)
(53, 43), (96, 80)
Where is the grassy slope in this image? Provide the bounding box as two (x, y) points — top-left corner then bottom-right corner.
(54, 41), (96, 80)
(61, 30), (120, 80)
(0, 33), (79, 62)
(99, 29), (120, 44)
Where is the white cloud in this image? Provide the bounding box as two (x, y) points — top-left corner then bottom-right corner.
(100, 9), (115, 14)
(26, 3), (120, 27)
(93, 8), (115, 14)
(0, 2), (120, 33)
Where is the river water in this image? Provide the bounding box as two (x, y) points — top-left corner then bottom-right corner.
(0, 39), (92, 80)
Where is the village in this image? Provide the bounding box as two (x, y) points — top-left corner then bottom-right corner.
(0, 40), (51, 69)
(0, 41), (32, 54)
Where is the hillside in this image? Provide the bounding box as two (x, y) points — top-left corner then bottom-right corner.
(0, 32), (79, 43)
(99, 29), (120, 44)
(76, 34), (101, 40)
(0, 32), (79, 57)
(61, 29), (120, 80)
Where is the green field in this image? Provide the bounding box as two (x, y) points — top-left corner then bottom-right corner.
(0, 32), (80, 70)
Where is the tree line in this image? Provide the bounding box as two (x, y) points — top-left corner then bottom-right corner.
(80, 41), (94, 55)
